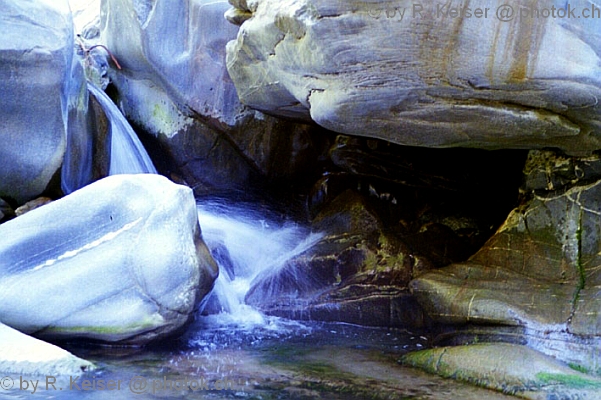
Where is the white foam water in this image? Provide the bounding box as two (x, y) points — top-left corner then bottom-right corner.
(196, 200), (323, 330)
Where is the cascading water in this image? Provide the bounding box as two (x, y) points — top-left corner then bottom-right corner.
(87, 83), (157, 175)
(196, 199), (324, 328)
(74, 84), (322, 330)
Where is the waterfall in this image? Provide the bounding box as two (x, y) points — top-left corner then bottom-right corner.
(87, 83), (157, 175)
(67, 84), (321, 328)
(196, 200), (323, 327)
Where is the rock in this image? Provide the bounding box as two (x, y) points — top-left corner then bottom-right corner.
(0, 0), (77, 204)
(226, 0), (601, 155)
(0, 198), (13, 222)
(323, 135), (527, 260)
(249, 137), (527, 327)
(61, 80), (112, 194)
(0, 322), (94, 376)
(523, 150), (601, 192)
(0, 174), (218, 345)
(100, 0), (325, 194)
(14, 197), (53, 217)
(246, 189), (430, 327)
(68, 0), (100, 35)
(402, 343), (601, 399)
(411, 150), (601, 372)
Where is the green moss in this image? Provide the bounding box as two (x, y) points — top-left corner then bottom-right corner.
(536, 372), (601, 389)
(568, 363), (590, 374)
(152, 103), (171, 125)
(400, 349), (441, 374)
(360, 233), (407, 274)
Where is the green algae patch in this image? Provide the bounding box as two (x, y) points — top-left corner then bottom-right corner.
(536, 372), (601, 389)
(39, 317), (163, 342)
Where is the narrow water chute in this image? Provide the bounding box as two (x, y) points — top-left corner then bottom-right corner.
(87, 83), (157, 175)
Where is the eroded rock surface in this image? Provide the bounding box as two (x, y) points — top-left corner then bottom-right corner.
(0, 0), (75, 203)
(0, 174), (218, 345)
(246, 189), (428, 327)
(246, 142), (525, 327)
(411, 150), (601, 373)
(226, 0), (601, 155)
(100, 0), (325, 194)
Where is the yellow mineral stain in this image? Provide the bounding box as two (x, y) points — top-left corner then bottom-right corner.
(488, 0), (547, 83)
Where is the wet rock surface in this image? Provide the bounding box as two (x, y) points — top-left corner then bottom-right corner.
(411, 150), (601, 373)
(402, 343), (601, 399)
(247, 140), (527, 328)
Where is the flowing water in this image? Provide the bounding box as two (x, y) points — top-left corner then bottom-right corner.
(87, 83), (157, 176)
(0, 201), (514, 399)
(196, 199), (324, 326)
(1, 86), (515, 399)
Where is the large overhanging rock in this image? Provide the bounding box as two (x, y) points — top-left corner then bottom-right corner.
(226, 0), (601, 155)
(0, 0), (74, 203)
(0, 174), (218, 345)
(411, 150), (601, 372)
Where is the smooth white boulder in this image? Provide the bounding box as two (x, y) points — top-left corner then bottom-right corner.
(0, 174), (218, 345)
(0, 322), (94, 376)
(226, 0), (601, 155)
(0, 0), (74, 203)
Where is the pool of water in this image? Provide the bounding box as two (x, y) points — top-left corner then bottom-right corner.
(0, 318), (515, 400)
(0, 198), (516, 399)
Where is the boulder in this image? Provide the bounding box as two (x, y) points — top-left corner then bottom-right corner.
(0, 0), (76, 203)
(226, 0), (601, 155)
(100, 0), (324, 194)
(0, 174), (218, 345)
(411, 150), (601, 373)
(402, 343), (601, 399)
(247, 189), (431, 327)
(0, 322), (94, 376)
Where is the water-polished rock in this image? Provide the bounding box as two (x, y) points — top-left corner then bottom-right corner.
(411, 150), (601, 372)
(100, 0), (324, 194)
(246, 189), (430, 327)
(402, 343), (601, 399)
(226, 0), (601, 155)
(0, 174), (218, 345)
(0, 0), (75, 203)
(0, 322), (94, 375)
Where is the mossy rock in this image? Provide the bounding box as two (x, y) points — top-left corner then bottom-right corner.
(401, 343), (601, 399)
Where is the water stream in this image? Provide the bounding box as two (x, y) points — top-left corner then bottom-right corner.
(0, 86), (515, 399)
(196, 199), (323, 327)
(86, 83), (157, 176)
